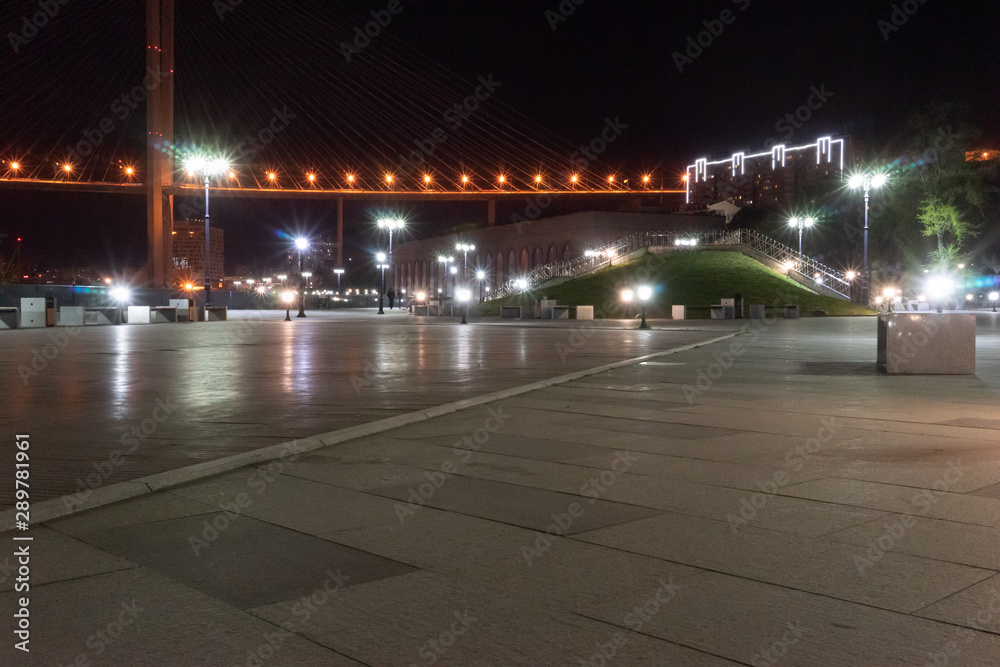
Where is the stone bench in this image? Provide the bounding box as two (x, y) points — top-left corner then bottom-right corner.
(877, 313), (975, 375)
(58, 306), (85, 327)
(0, 307), (18, 329)
(85, 307), (121, 326)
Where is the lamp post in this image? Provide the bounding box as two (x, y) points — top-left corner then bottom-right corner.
(788, 216), (815, 256)
(437, 256), (453, 299)
(184, 156), (229, 310)
(637, 285), (653, 329)
(376, 252), (388, 314)
(456, 242), (475, 282)
(110, 286), (130, 325)
(990, 291), (999, 312)
(456, 288), (471, 325)
(377, 218), (404, 295)
(282, 292), (294, 321)
(295, 237), (309, 318)
(849, 172), (888, 304)
(476, 270), (486, 302)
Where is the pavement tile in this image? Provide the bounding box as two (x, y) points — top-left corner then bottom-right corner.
(0, 526), (135, 592)
(45, 491), (218, 536)
(915, 574), (1000, 633)
(574, 511), (994, 612)
(73, 514), (417, 610)
(582, 569), (1000, 667)
(0, 567), (360, 666)
(778, 477), (1000, 527)
(251, 569), (739, 666)
(370, 475), (663, 534)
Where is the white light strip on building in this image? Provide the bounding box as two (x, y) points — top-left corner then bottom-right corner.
(685, 136), (845, 203)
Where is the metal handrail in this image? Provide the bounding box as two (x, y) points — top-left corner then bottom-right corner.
(487, 228), (850, 300)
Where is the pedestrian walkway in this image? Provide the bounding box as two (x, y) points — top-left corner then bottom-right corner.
(3, 316), (1000, 665)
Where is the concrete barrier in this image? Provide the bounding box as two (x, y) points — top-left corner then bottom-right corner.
(671, 305), (686, 320)
(85, 307), (121, 326)
(206, 307), (228, 322)
(552, 305), (570, 320)
(576, 306), (594, 320)
(151, 307), (178, 324)
(0, 307), (17, 329)
(19, 298), (46, 328)
(58, 306), (85, 327)
(169, 299), (192, 322)
(127, 306), (151, 324)
(877, 313), (975, 375)
(501, 306), (521, 319)
(413, 305), (429, 316)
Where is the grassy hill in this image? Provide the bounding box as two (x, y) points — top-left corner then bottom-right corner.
(481, 250), (874, 318)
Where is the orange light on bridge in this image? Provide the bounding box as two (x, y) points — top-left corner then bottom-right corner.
(10, 162), (20, 172)
(267, 172), (277, 181)
(385, 173), (394, 184)
(461, 175), (470, 184)
(228, 170), (236, 179)
(307, 173), (316, 183)
(63, 164), (73, 173)
(498, 175), (506, 185)
(608, 175), (615, 184)
(424, 174), (432, 185)
(184, 283), (194, 291)
(643, 175), (651, 183)
(681, 174), (688, 182)
(570, 174), (579, 184)
(346, 173), (355, 184)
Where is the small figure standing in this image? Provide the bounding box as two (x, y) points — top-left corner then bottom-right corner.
(387, 288), (396, 309)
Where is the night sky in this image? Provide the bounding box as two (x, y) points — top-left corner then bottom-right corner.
(1, 0), (997, 275)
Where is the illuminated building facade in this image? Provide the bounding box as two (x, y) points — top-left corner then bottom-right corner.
(685, 136), (846, 209)
(172, 220), (225, 285)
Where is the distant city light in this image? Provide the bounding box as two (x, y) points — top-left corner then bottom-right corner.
(621, 289), (634, 303)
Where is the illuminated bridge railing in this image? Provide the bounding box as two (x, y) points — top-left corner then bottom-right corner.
(487, 228), (850, 301)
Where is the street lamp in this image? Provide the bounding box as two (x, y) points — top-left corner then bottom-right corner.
(788, 217), (815, 256)
(277, 274), (287, 287)
(334, 268), (345, 293)
(184, 155), (229, 309)
(456, 288), (471, 325)
(990, 291), (999, 312)
(377, 218), (404, 294)
(437, 256), (454, 299)
(455, 242), (475, 282)
(282, 292), (295, 321)
(376, 252), (387, 314)
(849, 172), (889, 304)
(295, 237), (309, 318)
(110, 286), (130, 325)
(636, 285), (653, 329)
(476, 270), (486, 302)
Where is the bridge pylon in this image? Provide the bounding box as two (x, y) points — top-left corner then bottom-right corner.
(146, 0), (174, 288)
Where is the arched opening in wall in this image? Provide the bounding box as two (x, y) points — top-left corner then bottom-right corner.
(532, 246), (544, 268)
(562, 243), (572, 261)
(546, 245), (557, 265)
(509, 250), (517, 277)
(495, 252), (504, 286)
(420, 260), (427, 291)
(519, 248), (530, 273)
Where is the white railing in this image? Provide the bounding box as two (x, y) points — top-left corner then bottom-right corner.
(487, 228), (851, 301)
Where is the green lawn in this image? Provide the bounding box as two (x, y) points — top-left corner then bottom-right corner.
(482, 250), (874, 318)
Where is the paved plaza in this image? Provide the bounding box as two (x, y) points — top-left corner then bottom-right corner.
(3, 313), (1000, 665)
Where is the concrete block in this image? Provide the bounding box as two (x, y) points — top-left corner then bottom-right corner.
(877, 313), (975, 375)
(58, 306), (85, 327)
(0, 307), (17, 329)
(169, 299), (191, 322)
(85, 307), (120, 326)
(127, 306), (151, 324)
(151, 307), (178, 323)
(413, 305), (429, 316)
(576, 306), (594, 320)
(19, 298), (46, 328)
(784, 305), (800, 319)
(537, 299), (557, 320)
(671, 305), (686, 320)
(501, 306), (521, 319)
(749, 304), (766, 319)
(207, 306), (228, 322)
(552, 306), (570, 320)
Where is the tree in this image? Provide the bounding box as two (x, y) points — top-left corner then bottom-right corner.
(917, 197), (976, 269)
